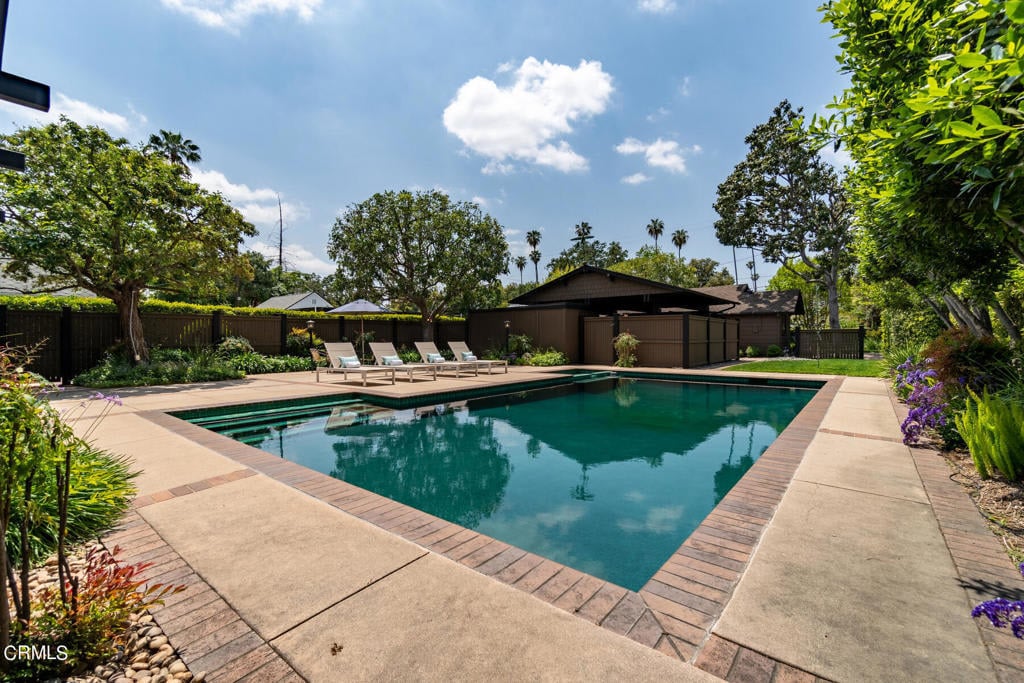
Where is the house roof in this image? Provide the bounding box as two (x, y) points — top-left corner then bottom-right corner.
(693, 286), (805, 316)
(509, 264), (735, 313)
(0, 260), (96, 298)
(256, 291), (335, 311)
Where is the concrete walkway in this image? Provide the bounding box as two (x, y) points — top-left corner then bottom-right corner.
(57, 369), (1024, 681)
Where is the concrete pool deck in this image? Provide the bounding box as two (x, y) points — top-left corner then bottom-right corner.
(57, 367), (1024, 681)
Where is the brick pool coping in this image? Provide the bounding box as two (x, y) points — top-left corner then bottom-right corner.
(121, 371), (843, 679)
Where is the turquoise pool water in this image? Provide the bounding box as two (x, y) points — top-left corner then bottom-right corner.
(200, 378), (814, 591)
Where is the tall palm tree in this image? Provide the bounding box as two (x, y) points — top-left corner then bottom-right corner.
(572, 221), (593, 246)
(529, 250), (542, 283)
(514, 255), (527, 284)
(646, 218), (665, 251)
(671, 228), (689, 258)
(146, 130), (201, 173)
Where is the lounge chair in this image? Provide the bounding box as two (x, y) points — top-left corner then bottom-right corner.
(314, 343), (396, 386)
(414, 341), (479, 377)
(447, 341), (508, 374)
(368, 342), (438, 382)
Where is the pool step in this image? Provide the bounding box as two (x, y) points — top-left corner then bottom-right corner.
(189, 398), (364, 431)
(573, 370), (617, 383)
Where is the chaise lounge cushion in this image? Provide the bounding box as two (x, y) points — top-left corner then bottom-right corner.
(340, 356), (361, 368)
(381, 355), (404, 366)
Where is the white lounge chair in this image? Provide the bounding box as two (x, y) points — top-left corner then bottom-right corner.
(414, 341), (479, 377)
(315, 342), (396, 386)
(368, 342), (438, 382)
(448, 341), (508, 374)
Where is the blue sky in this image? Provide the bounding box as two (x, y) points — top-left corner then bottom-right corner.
(2, 1), (849, 288)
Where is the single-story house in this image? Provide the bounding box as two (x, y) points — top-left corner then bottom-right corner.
(468, 265), (739, 368)
(256, 291), (334, 312)
(693, 284), (804, 352)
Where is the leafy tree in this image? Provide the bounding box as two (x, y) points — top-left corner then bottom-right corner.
(607, 246), (697, 287)
(327, 190), (509, 338)
(672, 228), (689, 258)
(572, 221), (594, 248)
(714, 100), (855, 328)
(0, 119), (255, 362)
(145, 129), (201, 173)
(646, 218), (665, 251)
(514, 255), (527, 284)
(768, 260), (853, 329)
(689, 257), (735, 287)
(526, 229), (542, 282)
(547, 239), (628, 273)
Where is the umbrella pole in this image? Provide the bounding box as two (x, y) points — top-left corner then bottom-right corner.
(360, 318), (365, 361)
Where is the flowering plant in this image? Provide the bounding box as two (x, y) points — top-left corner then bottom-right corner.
(972, 563), (1024, 638)
(894, 357), (948, 445)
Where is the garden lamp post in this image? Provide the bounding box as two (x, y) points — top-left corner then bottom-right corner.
(306, 319), (315, 350)
(504, 320), (510, 355)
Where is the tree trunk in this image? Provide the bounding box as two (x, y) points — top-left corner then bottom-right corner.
(111, 286), (149, 363)
(922, 296), (953, 329)
(991, 298), (1023, 344)
(825, 266), (841, 330)
(943, 293), (986, 337)
(421, 318), (434, 342)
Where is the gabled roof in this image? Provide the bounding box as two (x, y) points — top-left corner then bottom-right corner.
(691, 284), (749, 304)
(0, 260), (96, 297)
(509, 264), (735, 309)
(256, 291), (335, 311)
(694, 286), (804, 316)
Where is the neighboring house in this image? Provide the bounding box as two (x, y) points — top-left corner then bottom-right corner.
(694, 284), (804, 352)
(256, 291), (334, 312)
(0, 260), (96, 297)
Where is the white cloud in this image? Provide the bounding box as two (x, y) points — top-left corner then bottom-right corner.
(471, 195), (488, 208)
(615, 136), (699, 174)
(193, 169), (308, 233)
(159, 0), (322, 32)
(0, 92), (143, 134)
(646, 106), (670, 123)
(250, 241), (334, 275)
(192, 169), (278, 203)
(443, 57), (614, 173)
(638, 0), (677, 13)
(621, 172), (652, 185)
(819, 142), (854, 170)
(679, 76), (692, 97)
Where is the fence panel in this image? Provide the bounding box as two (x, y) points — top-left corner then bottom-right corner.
(5, 310), (62, 380)
(222, 316), (283, 355)
(796, 328), (864, 359)
(70, 312), (119, 378)
(623, 314), (684, 367)
(583, 317), (614, 365)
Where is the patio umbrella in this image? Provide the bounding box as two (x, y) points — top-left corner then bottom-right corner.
(327, 299), (389, 358)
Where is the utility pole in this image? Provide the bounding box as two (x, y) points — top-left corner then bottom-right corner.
(277, 193), (284, 271)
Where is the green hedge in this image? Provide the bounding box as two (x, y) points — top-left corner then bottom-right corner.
(880, 308), (943, 354)
(0, 294), (463, 321)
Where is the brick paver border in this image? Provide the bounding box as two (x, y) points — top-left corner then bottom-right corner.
(103, 509), (304, 683)
(130, 374), (843, 680)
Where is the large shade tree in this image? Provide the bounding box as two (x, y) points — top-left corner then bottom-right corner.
(0, 119), (255, 362)
(327, 190), (509, 338)
(714, 100), (855, 328)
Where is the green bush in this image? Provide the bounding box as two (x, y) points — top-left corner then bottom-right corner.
(217, 335), (254, 357)
(613, 332), (640, 368)
(285, 326), (324, 357)
(745, 345), (762, 357)
(765, 344), (783, 357)
(397, 346), (423, 364)
(226, 352), (312, 374)
(523, 349), (569, 366)
(508, 333), (532, 357)
(955, 389), (1024, 481)
(73, 348), (244, 387)
(880, 308), (944, 354)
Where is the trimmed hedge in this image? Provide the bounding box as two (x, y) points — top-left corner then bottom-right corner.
(0, 294), (464, 321)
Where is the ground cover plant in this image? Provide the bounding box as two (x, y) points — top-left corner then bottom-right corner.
(723, 359), (884, 377)
(482, 333), (569, 366)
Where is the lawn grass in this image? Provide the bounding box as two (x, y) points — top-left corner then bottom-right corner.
(723, 358), (885, 377)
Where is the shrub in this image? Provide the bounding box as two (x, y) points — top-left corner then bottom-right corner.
(397, 346), (422, 364)
(12, 546), (183, 681)
(765, 344), (783, 357)
(508, 333), (532, 357)
(217, 335), (254, 357)
(955, 389), (1024, 481)
(745, 345), (761, 357)
(883, 340), (925, 378)
(285, 327), (324, 357)
(524, 349), (569, 366)
(73, 348), (244, 388)
(226, 352), (312, 374)
(613, 332), (640, 368)
(880, 307), (943, 354)
(923, 327), (1013, 397)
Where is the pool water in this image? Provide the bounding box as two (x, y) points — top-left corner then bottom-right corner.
(205, 378), (814, 591)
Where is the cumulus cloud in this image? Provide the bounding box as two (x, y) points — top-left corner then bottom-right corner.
(819, 142), (854, 170)
(679, 76), (692, 96)
(646, 106), (670, 123)
(638, 0), (677, 13)
(250, 241), (334, 275)
(159, 0), (321, 32)
(443, 57), (614, 173)
(0, 92), (144, 134)
(193, 169), (308, 230)
(615, 137), (699, 174)
(621, 172), (652, 185)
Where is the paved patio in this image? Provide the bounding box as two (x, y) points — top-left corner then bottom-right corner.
(58, 367), (1024, 681)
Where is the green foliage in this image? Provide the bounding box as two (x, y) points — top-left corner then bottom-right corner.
(724, 359), (886, 377)
(285, 326), (324, 357)
(880, 308), (944, 355)
(613, 332), (640, 367)
(955, 389), (1024, 481)
(521, 349), (569, 366)
(745, 345), (762, 357)
(606, 246), (697, 287)
(0, 118), (256, 361)
(714, 101), (855, 329)
(73, 348), (244, 388)
(397, 346), (424, 364)
(884, 341), (926, 379)
(689, 257), (735, 287)
(327, 190), (509, 327)
(546, 237), (629, 273)
(768, 260), (853, 329)
(766, 344), (783, 357)
(922, 327), (1013, 394)
(507, 334), (533, 357)
(226, 352), (312, 374)
(217, 335), (255, 357)
(13, 546), (183, 680)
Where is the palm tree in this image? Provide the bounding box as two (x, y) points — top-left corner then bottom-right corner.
(514, 255), (527, 284)
(572, 221), (593, 246)
(146, 130), (201, 173)
(529, 250), (542, 283)
(671, 228), (689, 258)
(646, 218), (665, 251)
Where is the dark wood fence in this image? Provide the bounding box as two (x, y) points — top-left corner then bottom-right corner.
(793, 326), (865, 360)
(0, 305), (467, 382)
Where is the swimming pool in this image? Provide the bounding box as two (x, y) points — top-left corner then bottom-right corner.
(187, 377), (815, 591)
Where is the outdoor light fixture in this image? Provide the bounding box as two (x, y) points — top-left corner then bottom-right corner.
(504, 320), (511, 354)
(306, 319), (315, 349)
